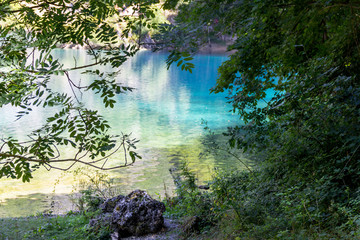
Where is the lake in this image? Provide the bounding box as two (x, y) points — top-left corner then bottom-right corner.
(0, 49), (246, 217)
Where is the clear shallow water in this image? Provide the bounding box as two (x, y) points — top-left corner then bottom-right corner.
(0, 50), (245, 217)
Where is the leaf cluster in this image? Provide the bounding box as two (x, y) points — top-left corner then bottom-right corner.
(0, 0), (161, 181)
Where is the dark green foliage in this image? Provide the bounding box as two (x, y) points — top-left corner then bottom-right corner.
(161, 0), (360, 238)
(208, 169), (360, 239)
(166, 165), (359, 239)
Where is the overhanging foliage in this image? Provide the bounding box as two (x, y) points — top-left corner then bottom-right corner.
(0, 0), (164, 182)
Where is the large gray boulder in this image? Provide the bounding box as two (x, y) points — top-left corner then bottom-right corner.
(90, 190), (166, 238)
(113, 190), (166, 237)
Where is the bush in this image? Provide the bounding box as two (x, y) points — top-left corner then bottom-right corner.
(166, 161), (360, 239)
(165, 161), (218, 230)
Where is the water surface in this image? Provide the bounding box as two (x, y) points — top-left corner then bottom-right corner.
(0, 50), (245, 217)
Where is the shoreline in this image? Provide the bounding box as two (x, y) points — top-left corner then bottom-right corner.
(57, 42), (236, 55)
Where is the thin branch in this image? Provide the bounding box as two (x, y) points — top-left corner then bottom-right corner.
(101, 158), (109, 169)
(0, 150), (130, 168)
(122, 135), (128, 165)
(47, 161), (133, 171)
(24, 60), (105, 75)
(0, 142), (6, 152)
(50, 143), (61, 160)
(214, 146), (253, 174)
(0, 133), (132, 172)
(338, 143), (360, 177)
(65, 71), (81, 104)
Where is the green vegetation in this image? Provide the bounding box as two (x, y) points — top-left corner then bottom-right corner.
(166, 163), (360, 239)
(1, 0), (360, 239)
(158, 0), (360, 239)
(0, 212), (110, 240)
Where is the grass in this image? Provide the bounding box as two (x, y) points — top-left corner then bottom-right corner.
(0, 213), (91, 240)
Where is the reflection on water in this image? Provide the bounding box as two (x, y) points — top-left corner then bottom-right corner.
(0, 50), (245, 217)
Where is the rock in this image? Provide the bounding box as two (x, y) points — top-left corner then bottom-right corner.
(89, 190), (166, 238)
(65, 43), (75, 49)
(113, 190), (166, 237)
(89, 212), (114, 231)
(100, 195), (126, 213)
(198, 185), (210, 190)
(111, 231), (119, 240)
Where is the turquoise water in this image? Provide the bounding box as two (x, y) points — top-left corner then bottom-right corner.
(0, 50), (244, 217)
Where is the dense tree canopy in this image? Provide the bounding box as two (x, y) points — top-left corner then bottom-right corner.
(0, 0), (165, 182)
(159, 0), (360, 233)
(165, 0), (360, 188)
